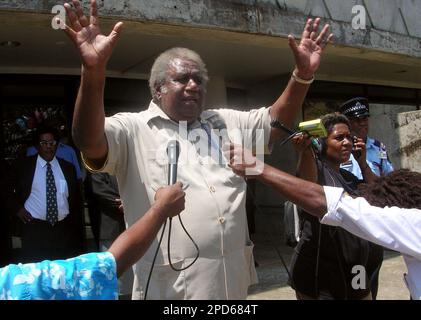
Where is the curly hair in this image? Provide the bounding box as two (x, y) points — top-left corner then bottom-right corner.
(321, 112), (351, 135)
(317, 112), (351, 158)
(357, 169), (421, 209)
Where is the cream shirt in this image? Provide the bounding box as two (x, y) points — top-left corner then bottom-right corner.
(322, 186), (421, 300)
(84, 101), (271, 299)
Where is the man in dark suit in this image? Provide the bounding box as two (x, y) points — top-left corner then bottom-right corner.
(90, 173), (125, 250)
(12, 126), (85, 263)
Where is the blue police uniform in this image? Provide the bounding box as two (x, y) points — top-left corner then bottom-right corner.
(341, 136), (394, 179)
(338, 97), (394, 180)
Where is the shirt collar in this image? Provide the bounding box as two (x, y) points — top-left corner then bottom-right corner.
(143, 100), (172, 123)
(37, 155), (58, 168)
(143, 99), (210, 129)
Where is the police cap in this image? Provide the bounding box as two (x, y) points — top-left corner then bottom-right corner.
(339, 97), (370, 118)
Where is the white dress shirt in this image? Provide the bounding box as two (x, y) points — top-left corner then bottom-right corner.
(322, 186), (421, 300)
(24, 155), (69, 221)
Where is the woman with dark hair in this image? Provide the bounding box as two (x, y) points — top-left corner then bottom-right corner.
(289, 112), (382, 300)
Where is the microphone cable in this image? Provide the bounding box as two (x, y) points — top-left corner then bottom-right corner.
(270, 119), (302, 148)
(165, 140), (200, 270)
(278, 131), (303, 148)
(143, 219), (167, 300)
(143, 200), (201, 300)
(167, 215), (200, 271)
(270, 119), (320, 153)
(143, 140), (200, 299)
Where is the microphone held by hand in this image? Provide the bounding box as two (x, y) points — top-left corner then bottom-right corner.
(167, 140), (180, 185)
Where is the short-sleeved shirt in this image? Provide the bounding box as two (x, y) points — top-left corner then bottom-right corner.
(340, 137), (394, 179)
(83, 100), (271, 299)
(0, 252), (117, 300)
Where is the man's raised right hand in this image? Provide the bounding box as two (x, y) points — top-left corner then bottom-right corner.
(61, 0), (123, 69)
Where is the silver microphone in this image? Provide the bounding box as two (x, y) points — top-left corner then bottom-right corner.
(167, 140), (180, 185)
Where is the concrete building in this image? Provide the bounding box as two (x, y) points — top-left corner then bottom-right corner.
(1, 0), (420, 216)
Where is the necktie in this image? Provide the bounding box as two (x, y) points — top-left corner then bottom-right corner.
(46, 162), (58, 226)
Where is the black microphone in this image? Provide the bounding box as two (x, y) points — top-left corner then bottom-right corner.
(167, 140), (180, 185)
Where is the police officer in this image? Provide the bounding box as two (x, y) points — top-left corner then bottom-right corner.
(339, 97), (394, 300)
(339, 97), (394, 179)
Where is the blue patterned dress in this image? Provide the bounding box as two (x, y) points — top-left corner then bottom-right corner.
(0, 252), (118, 300)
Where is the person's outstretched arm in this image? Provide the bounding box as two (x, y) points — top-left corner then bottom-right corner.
(225, 144), (327, 216)
(0, 183), (185, 299)
(62, 0), (123, 168)
(320, 187), (421, 260)
(108, 182), (185, 277)
(226, 145), (421, 263)
(269, 18), (333, 144)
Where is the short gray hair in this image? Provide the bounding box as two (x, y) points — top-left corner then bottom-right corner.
(149, 47), (209, 100)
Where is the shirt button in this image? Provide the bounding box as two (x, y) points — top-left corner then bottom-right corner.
(209, 186), (216, 193)
(218, 217), (225, 224)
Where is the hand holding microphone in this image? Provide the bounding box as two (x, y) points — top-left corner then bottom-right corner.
(154, 182), (185, 219)
(145, 140), (186, 299)
(164, 140), (200, 271)
(291, 132), (313, 154)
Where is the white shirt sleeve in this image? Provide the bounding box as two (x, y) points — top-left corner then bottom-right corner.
(321, 186), (421, 261)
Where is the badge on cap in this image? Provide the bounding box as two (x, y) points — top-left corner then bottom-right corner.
(339, 97), (370, 118)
